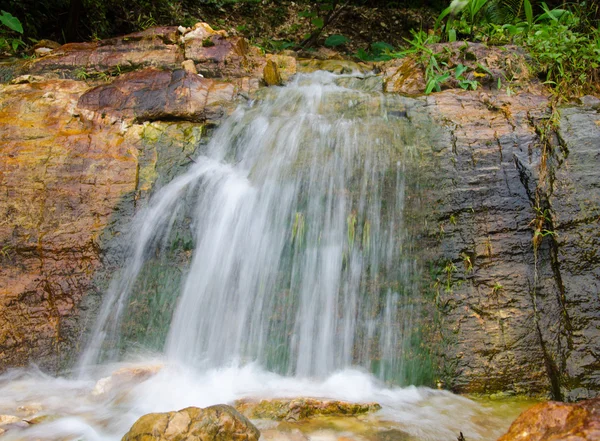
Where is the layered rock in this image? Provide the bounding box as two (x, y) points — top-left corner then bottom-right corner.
(419, 89), (600, 400)
(234, 398), (381, 421)
(497, 398), (600, 441)
(28, 27), (183, 75)
(121, 405), (260, 441)
(0, 65), (240, 371)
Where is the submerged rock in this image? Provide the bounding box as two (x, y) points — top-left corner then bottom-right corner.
(92, 365), (162, 397)
(121, 404), (260, 441)
(234, 398), (381, 421)
(497, 398), (600, 441)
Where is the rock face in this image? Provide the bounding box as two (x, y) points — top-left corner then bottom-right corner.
(419, 89), (600, 399)
(0, 24), (275, 372)
(234, 398), (381, 421)
(0, 56), (239, 372)
(497, 398), (600, 441)
(121, 405), (260, 441)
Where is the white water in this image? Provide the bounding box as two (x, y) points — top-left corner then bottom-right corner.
(0, 72), (529, 440)
(0, 361), (525, 441)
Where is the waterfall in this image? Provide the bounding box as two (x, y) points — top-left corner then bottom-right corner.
(80, 71), (428, 383)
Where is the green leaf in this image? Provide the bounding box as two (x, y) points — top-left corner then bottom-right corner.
(524, 0), (533, 27)
(0, 10), (23, 34)
(455, 64), (468, 78)
(371, 41), (394, 54)
(435, 5), (452, 31)
(324, 34), (349, 47)
(425, 78), (437, 94)
(448, 29), (457, 42)
(311, 17), (324, 29)
(298, 10), (317, 18)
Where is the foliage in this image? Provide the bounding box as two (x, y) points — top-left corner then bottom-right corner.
(424, 0), (600, 97)
(0, 10), (24, 54)
(355, 41), (395, 61)
(324, 34), (349, 47)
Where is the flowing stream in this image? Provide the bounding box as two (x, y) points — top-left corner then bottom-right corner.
(0, 72), (533, 441)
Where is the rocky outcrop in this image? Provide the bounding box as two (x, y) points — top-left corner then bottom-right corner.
(234, 398), (381, 421)
(28, 26), (183, 75)
(121, 405), (260, 441)
(420, 88), (600, 400)
(0, 23), (281, 372)
(77, 68), (238, 123)
(0, 64), (238, 372)
(497, 398), (600, 441)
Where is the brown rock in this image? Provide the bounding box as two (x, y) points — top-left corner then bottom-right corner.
(183, 23), (263, 78)
(263, 59), (282, 86)
(381, 57), (426, 95)
(266, 54), (296, 83)
(77, 67), (236, 123)
(28, 26), (183, 75)
(121, 405), (260, 441)
(497, 398), (600, 441)
(234, 398), (381, 421)
(0, 72), (236, 372)
(182, 59), (198, 74)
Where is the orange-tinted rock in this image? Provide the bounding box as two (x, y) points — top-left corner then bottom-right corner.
(0, 69), (240, 371)
(497, 398), (600, 441)
(77, 68), (236, 123)
(184, 24), (263, 78)
(381, 57), (425, 95)
(122, 405), (260, 441)
(28, 27), (183, 75)
(0, 80), (139, 370)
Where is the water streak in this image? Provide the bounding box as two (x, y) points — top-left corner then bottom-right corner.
(80, 71), (427, 383)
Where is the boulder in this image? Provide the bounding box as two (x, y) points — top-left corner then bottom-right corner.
(77, 67), (236, 123)
(497, 398), (600, 441)
(234, 398), (381, 421)
(92, 365), (162, 397)
(121, 405), (260, 441)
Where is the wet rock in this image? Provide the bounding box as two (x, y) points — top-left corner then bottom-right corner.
(497, 398), (600, 441)
(92, 365), (162, 397)
(0, 77), (220, 372)
(420, 87), (600, 399)
(27, 26), (183, 76)
(381, 57), (425, 95)
(121, 404), (260, 441)
(234, 398), (381, 421)
(77, 67), (236, 123)
(264, 59), (282, 86)
(420, 90), (555, 395)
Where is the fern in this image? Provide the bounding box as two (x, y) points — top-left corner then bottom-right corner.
(484, 0), (534, 24)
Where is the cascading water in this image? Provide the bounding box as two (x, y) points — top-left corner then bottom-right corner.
(0, 72), (534, 441)
(80, 71), (426, 383)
